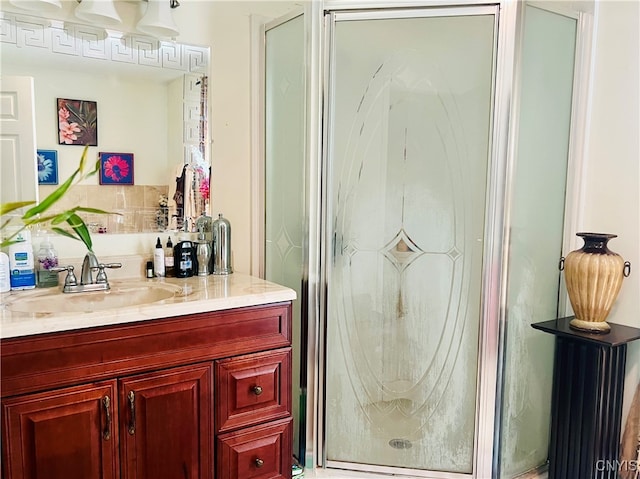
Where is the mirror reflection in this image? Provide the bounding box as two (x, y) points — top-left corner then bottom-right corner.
(0, 11), (210, 234)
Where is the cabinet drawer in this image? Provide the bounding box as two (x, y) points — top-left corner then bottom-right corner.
(216, 348), (291, 433)
(216, 417), (292, 479)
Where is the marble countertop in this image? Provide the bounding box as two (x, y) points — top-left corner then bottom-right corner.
(0, 273), (296, 339)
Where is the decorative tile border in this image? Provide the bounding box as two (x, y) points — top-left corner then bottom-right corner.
(0, 11), (208, 74)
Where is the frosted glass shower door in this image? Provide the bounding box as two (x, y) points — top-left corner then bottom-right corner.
(323, 8), (496, 474)
(264, 12), (305, 462)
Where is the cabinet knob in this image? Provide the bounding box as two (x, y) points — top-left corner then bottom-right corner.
(252, 385), (263, 396)
(255, 458), (264, 468)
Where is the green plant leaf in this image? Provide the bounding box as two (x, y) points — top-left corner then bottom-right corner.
(0, 201), (36, 216)
(22, 170), (79, 219)
(50, 211), (74, 225)
(75, 207), (120, 216)
(66, 213), (92, 251)
(51, 227), (80, 241)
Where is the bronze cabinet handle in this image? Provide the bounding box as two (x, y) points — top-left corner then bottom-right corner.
(102, 396), (111, 440)
(252, 385), (263, 396)
(128, 390), (136, 435)
(255, 458), (264, 468)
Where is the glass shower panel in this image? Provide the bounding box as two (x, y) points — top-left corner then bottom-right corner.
(324, 11), (495, 474)
(499, 5), (576, 477)
(264, 13), (305, 460)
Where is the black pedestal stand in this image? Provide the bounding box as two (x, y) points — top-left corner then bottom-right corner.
(532, 317), (640, 479)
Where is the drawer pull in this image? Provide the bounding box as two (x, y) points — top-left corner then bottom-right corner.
(252, 385), (263, 396)
(128, 390), (136, 435)
(255, 458), (264, 468)
(102, 395), (111, 441)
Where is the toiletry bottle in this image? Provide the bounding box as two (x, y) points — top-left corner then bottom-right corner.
(9, 230), (36, 290)
(0, 252), (10, 293)
(36, 239), (59, 288)
(174, 238), (194, 278)
(153, 237), (165, 277)
(165, 237), (174, 277)
(146, 261), (154, 279)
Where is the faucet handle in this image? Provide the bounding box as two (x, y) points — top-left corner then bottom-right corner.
(51, 265), (78, 287)
(102, 263), (122, 269)
(95, 263), (122, 284)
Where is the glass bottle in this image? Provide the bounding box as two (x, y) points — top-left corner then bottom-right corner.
(165, 237), (175, 277)
(36, 240), (59, 288)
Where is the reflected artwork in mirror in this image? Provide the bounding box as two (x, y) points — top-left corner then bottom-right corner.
(0, 10), (210, 234)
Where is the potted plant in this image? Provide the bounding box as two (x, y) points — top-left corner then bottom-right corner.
(1, 146), (114, 252)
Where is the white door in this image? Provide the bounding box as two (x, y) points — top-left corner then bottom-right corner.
(0, 76), (38, 206)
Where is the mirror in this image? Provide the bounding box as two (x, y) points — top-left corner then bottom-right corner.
(0, 10), (210, 233)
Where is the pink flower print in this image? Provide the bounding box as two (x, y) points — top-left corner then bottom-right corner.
(58, 107), (70, 123)
(104, 156), (130, 182)
(59, 121), (81, 144)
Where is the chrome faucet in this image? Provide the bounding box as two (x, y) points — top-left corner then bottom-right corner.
(53, 252), (122, 293)
(81, 251), (100, 285)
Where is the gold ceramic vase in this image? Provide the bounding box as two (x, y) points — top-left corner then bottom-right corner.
(562, 232), (631, 333)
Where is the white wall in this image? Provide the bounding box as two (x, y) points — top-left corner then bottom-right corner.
(583, 0), (640, 426)
(1, 66), (172, 186)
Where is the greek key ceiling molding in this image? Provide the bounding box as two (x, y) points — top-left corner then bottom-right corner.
(0, 11), (208, 74)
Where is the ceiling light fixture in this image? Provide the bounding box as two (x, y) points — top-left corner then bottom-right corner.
(8, 0), (62, 13)
(74, 0), (123, 28)
(136, 0), (179, 39)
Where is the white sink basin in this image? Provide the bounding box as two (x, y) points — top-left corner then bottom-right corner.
(6, 281), (184, 314)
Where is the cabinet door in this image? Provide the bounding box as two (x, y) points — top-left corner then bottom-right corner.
(217, 417), (292, 479)
(119, 362), (213, 479)
(2, 381), (118, 479)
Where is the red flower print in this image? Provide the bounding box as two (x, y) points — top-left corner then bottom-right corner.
(104, 156), (130, 182)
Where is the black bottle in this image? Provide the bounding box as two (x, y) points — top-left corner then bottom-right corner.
(174, 240), (195, 278)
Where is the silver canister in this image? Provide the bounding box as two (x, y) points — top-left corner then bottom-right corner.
(196, 232), (211, 276)
(212, 213), (232, 275)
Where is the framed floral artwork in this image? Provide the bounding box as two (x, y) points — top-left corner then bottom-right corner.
(57, 98), (98, 146)
(99, 152), (134, 185)
(36, 149), (58, 185)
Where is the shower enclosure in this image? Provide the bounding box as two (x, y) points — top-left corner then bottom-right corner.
(261, 1), (591, 477)
(323, 7), (495, 475)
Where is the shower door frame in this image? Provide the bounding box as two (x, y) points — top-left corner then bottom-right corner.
(313, 2), (520, 478)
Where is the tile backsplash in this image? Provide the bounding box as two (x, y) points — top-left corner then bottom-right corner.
(38, 185), (170, 234)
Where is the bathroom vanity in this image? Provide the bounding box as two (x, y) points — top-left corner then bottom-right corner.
(0, 274), (296, 479)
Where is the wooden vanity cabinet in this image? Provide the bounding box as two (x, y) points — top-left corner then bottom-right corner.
(1, 302), (292, 479)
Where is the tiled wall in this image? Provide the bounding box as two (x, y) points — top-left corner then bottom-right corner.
(38, 185), (170, 234)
